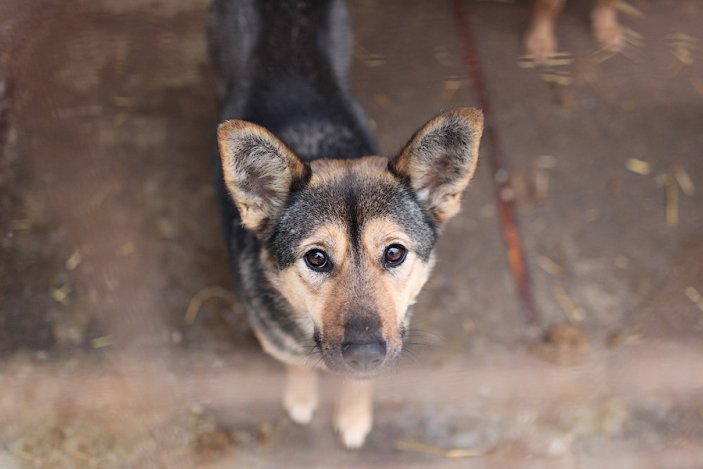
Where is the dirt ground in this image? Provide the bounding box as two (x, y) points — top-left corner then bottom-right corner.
(1, 0), (702, 467)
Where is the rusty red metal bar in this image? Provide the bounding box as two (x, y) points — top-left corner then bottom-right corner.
(453, 0), (538, 325)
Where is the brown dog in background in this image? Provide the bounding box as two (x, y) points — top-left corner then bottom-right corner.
(525, 0), (623, 62)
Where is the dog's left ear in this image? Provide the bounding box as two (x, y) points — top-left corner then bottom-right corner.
(390, 108), (484, 227)
(218, 120), (309, 234)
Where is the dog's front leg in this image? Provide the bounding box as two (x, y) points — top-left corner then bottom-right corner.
(335, 379), (373, 449)
(283, 365), (318, 424)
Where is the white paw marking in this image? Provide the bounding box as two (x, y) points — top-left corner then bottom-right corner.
(335, 413), (372, 449)
(287, 401), (315, 425)
(284, 397), (317, 425)
(339, 426), (369, 449)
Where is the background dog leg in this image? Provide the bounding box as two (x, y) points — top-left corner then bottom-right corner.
(283, 365), (318, 425)
(525, 0), (565, 63)
(335, 379), (373, 449)
(592, 0), (623, 51)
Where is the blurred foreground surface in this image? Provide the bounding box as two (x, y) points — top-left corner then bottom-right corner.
(1, 0), (702, 467)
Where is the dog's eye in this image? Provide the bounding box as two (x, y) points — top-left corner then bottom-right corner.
(304, 249), (331, 272)
(383, 244), (407, 267)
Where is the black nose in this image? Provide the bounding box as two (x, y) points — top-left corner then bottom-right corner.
(341, 341), (387, 372)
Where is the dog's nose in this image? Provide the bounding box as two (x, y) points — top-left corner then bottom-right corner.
(341, 341), (386, 372)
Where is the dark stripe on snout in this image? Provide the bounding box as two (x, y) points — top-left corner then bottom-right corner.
(344, 179), (361, 257)
(343, 314), (383, 344)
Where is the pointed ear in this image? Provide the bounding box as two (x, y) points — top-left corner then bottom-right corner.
(218, 120), (309, 234)
(390, 108), (484, 227)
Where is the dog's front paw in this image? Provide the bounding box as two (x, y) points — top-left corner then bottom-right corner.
(525, 25), (557, 63)
(334, 379), (373, 449)
(283, 366), (318, 425)
(284, 396), (317, 424)
(334, 406), (372, 449)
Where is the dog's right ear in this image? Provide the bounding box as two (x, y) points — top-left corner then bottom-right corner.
(390, 108), (483, 228)
(218, 121), (309, 234)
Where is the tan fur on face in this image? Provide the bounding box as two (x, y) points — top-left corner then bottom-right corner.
(359, 218), (433, 342)
(263, 156), (429, 351)
(264, 211), (433, 360)
(307, 155), (397, 187)
(267, 223), (350, 328)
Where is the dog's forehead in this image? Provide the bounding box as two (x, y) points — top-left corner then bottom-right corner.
(267, 157), (437, 266)
(307, 156), (395, 185)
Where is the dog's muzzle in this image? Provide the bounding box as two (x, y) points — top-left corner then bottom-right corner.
(341, 315), (387, 373)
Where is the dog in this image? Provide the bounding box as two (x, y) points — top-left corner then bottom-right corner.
(525, 0), (623, 63)
(207, 0), (483, 448)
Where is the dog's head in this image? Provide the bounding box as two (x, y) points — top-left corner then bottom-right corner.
(218, 108), (483, 378)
